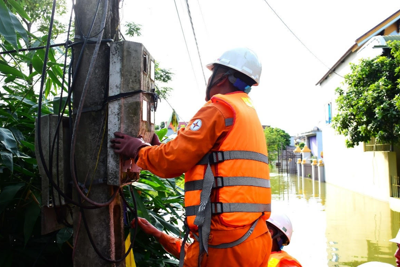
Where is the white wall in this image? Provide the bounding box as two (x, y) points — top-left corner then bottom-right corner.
(318, 37), (396, 202)
(322, 124), (395, 201)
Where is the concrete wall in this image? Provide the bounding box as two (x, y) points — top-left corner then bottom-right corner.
(322, 124), (396, 202)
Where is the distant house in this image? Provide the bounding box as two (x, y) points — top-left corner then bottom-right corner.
(295, 127), (323, 160)
(164, 121), (188, 137)
(316, 9), (400, 206)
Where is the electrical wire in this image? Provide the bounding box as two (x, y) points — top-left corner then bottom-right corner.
(184, 0), (207, 86)
(195, 0), (210, 40)
(35, 0), (108, 209)
(261, 0), (344, 78)
(77, 187), (134, 263)
(69, 0), (120, 207)
(32, 0), (141, 262)
(173, 0), (201, 93)
(52, 0), (75, 224)
(0, 39), (113, 55)
(155, 84), (187, 123)
(120, 186), (138, 245)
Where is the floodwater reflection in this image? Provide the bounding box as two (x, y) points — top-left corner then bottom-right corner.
(270, 172), (400, 267)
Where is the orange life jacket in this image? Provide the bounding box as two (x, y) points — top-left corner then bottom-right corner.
(184, 92), (271, 231)
(268, 251), (302, 267)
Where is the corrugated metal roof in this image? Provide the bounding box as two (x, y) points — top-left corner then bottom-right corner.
(373, 35), (400, 48)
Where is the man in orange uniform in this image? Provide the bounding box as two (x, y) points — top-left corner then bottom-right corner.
(267, 213), (302, 267)
(111, 48), (272, 266)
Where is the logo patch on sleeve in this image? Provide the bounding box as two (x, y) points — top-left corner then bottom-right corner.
(242, 97), (255, 108)
(190, 119), (202, 131)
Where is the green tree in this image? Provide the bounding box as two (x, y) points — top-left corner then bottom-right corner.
(332, 40), (400, 149)
(264, 127), (291, 164)
(123, 22), (173, 100)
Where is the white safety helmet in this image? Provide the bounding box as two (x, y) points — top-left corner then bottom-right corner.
(267, 212), (293, 245)
(206, 47), (262, 86)
(389, 228), (400, 243)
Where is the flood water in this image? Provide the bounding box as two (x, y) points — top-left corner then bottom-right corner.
(270, 171), (400, 267)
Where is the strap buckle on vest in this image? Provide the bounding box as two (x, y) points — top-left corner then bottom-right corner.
(214, 176), (224, 188)
(209, 151), (225, 164)
(212, 202), (224, 214)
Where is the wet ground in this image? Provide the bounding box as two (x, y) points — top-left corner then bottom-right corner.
(270, 171), (399, 267)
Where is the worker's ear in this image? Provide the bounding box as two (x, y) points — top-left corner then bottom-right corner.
(267, 226), (275, 236)
(216, 76), (229, 87)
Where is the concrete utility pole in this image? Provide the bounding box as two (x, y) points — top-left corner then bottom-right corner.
(72, 0), (123, 266)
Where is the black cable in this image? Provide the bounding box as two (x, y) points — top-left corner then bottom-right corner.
(69, 0), (122, 207)
(37, 0), (117, 209)
(261, 0), (344, 78)
(185, 0), (207, 86)
(52, 0), (75, 224)
(77, 187), (134, 263)
(120, 186), (138, 245)
(0, 42), (68, 55)
(173, 0), (200, 91)
(0, 39), (113, 55)
(35, 0), (104, 209)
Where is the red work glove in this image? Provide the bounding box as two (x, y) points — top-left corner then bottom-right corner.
(131, 217), (162, 239)
(151, 133), (161, 146)
(110, 132), (150, 160)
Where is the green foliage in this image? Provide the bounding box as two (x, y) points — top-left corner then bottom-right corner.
(156, 127), (168, 142)
(125, 21), (142, 37)
(0, 1), (180, 265)
(332, 40), (400, 148)
(298, 142), (305, 150)
(124, 130), (184, 266)
(264, 127), (291, 163)
(0, 1), (73, 265)
(155, 62), (173, 100)
(123, 21), (173, 100)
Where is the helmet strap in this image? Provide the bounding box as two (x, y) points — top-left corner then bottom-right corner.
(228, 75), (252, 93)
(271, 231), (285, 251)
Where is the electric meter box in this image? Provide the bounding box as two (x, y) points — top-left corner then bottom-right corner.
(107, 41), (156, 186)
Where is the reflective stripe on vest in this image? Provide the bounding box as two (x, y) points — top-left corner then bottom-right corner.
(197, 150), (269, 165)
(186, 203), (271, 216)
(185, 176), (271, 191)
(190, 149), (270, 255)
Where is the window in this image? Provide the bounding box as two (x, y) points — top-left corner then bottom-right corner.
(326, 102), (332, 124)
(150, 60), (155, 81)
(143, 53), (148, 74)
(363, 137), (391, 152)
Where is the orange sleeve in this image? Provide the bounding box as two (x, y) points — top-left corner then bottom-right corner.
(136, 101), (232, 178)
(158, 232), (189, 259)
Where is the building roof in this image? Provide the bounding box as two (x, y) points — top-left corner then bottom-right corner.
(316, 9), (400, 85)
(372, 35), (400, 48)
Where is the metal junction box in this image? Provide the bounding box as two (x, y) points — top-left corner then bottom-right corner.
(107, 41), (156, 186)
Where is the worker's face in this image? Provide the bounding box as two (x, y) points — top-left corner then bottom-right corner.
(395, 244), (400, 267)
